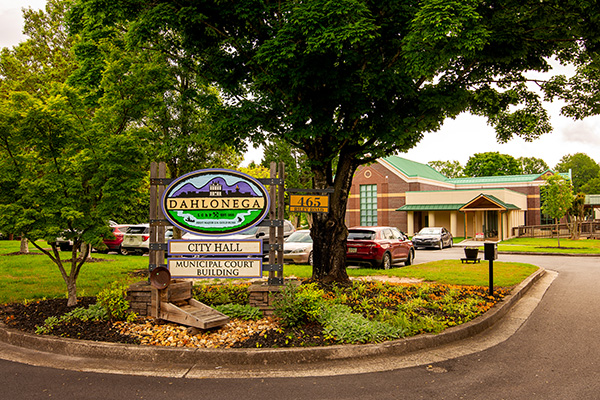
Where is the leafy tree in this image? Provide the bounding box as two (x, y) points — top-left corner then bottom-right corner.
(464, 152), (521, 177)
(567, 193), (586, 239)
(580, 177), (600, 194)
(555, 153), (600, 193)
(541, 174), (574, 247)
(262, 138), (313, 226)
(428, 160), (464, 179)
(72, 0), (597, 283)
(0, 0), (147, 306)
(518, 157), (549, 175)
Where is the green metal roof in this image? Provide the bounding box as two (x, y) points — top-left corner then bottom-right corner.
(397, 204), (464, 211)
(448, 171), (571, 185)
(397, 194), (520, 212)
(382, 155), (448, 182)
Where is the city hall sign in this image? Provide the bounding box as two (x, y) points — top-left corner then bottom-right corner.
(162, 169), (270, 236)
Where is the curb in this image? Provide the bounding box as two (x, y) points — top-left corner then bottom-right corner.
(0, 268), (545, 367)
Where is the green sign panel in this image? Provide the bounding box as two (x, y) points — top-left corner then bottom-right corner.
(162, 169), (270, 236)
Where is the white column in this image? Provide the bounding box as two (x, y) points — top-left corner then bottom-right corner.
(428, 211), (436, 227)
(407, 212), (414, 236)
(450, 211), (458, 237)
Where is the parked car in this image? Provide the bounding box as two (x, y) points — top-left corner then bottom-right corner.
(283, 230), (313, 266)
(121, 224), (150, 255)
(346, 226), (414, 269)
(411, 227), (453, 250)
(101, 224), (131, 255)
(121, 224), (173, 255)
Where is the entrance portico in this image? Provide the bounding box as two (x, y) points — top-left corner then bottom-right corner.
(399, 189), (527, 240)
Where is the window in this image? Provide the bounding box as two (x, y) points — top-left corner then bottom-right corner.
(360, 184), (377, 226)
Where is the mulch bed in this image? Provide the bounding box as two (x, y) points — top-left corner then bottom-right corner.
(0, 298), (139, 344)
(0, 298), (331, 348)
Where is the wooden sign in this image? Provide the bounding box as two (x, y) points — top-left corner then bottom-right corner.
(289, 194), (329, 213)
(167, 258), (263, 278)
(168, 239), (262, 256)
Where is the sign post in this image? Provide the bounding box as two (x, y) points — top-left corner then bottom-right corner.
(484, 242), (498, 296)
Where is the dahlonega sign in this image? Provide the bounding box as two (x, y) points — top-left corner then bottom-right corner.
(162, 169), (270, 236)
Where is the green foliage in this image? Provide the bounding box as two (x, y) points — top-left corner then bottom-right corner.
(192, 283), (250, 306)
(518, 157), (549, 175)
(464, 152), (522, 177)
(71, 0), (592, 284)
(96, 282), (135, 322)
(319, 303), (404, 344)
(541, 174), (574, 224)
(214, 304), (263, 320)
(35, 303), (109, 335)
(428, 160), (464, 178)
(554, 153), (600, 193)
(273, 283), (326, 328)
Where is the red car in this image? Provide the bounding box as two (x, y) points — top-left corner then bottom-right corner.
(346, 226), (415, 269)
(102, 224), (131, 255)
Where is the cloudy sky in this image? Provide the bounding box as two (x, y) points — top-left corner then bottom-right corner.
(3, 0), (600, 169)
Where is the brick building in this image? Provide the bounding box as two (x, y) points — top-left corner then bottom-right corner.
(346, 155), (571, 240)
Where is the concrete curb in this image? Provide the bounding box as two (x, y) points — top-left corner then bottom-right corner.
(0, 268), (545, 368)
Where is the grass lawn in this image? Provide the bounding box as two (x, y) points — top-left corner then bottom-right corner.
(497, 238), (600, 254)
(1, 239), (538, 304)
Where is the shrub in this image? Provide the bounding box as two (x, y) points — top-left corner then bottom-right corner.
(96, 282), (136, 322)
(319, 304), (404, 344)
(215, 304), (263, 320)
(35, 304), (109, 335)
(273, 283), (325, 328)
(193, 283), (250, 306)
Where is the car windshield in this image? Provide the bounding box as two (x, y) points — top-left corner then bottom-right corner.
(348, 230), (376, 240)
(286, 231), (312, 243)
(418, 228), (441, 235)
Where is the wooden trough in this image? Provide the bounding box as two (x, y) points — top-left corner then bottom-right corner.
(150, 280), (229, 330)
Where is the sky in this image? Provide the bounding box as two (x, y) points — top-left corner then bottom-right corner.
(3, 0), (600, 169)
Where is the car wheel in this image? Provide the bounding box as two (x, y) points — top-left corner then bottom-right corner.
(308, 251), (313, 266)
(438, 240), (443, 250)
(404, 249), (414, 266)
(381, 252), (392, 270)
(449, 239), (453, 248)
(119, 247), (130, 256)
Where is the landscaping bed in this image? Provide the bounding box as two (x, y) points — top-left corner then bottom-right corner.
(1, 281), (510, 349)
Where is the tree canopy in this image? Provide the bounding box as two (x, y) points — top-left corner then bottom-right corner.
(555, 153), (600, 193)
(71, 0), (600, 282)
(464, 152), (521, 177)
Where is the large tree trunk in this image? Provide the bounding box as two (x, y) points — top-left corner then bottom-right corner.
(309, 151), (358, 283)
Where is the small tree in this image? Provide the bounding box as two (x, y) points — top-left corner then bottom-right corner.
(541, 174), (574, 247)
(567, 193), (586, 240)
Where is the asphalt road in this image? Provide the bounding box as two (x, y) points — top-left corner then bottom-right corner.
(2, 247), (600, 399)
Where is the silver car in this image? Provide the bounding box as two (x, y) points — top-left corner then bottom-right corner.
(411, 227), (453, 250)
(283, 230), (313, 265)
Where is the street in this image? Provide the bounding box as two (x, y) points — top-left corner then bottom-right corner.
(2, 248), (600, 399)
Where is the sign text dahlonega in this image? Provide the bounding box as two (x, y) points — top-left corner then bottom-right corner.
(161, 169), (270, 236)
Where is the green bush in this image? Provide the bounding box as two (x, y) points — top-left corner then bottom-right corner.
(35, 303), (109, 335)
(215, 304), (263, 320)
(193, 283), (250, 306)
(319, 304), (404, 344)
(273, 283), (325, 328)
(96, 282), (136, 322)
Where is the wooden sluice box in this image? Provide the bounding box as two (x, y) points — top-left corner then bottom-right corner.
(150, 279), (229, 330)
